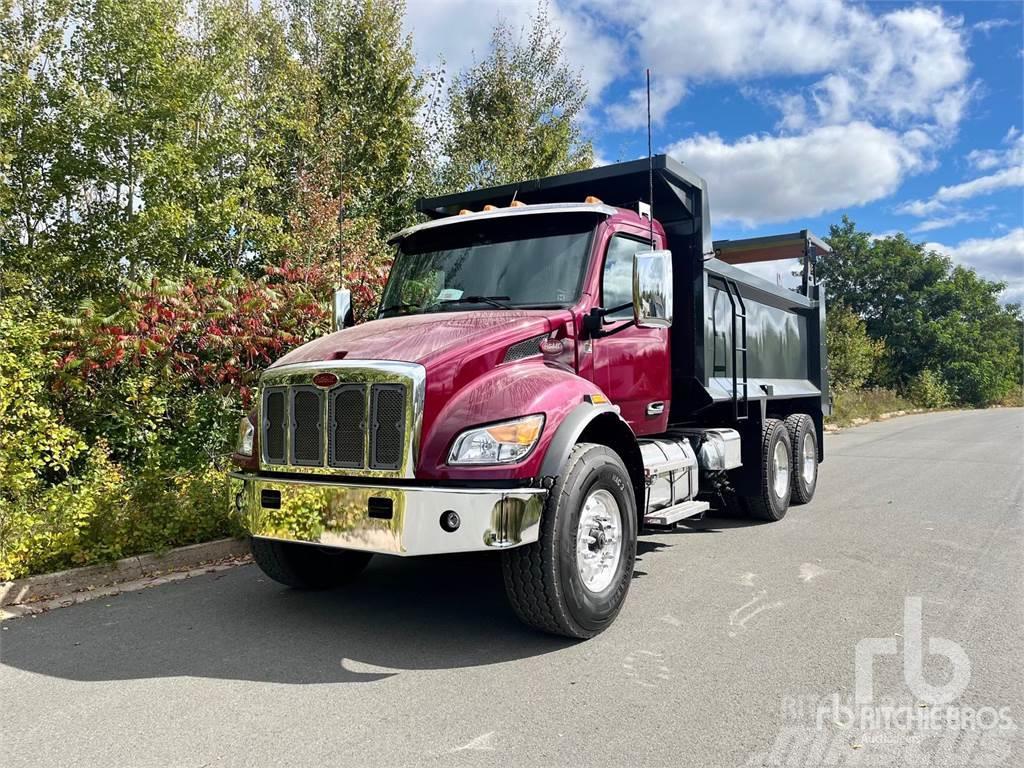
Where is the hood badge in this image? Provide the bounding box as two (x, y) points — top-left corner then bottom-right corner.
(312, 372), (339, 388)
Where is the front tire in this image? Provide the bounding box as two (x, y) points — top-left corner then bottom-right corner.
(502, 443), (638, 639)
(784, 413), (818, 504)
(250, 537), (372, 590)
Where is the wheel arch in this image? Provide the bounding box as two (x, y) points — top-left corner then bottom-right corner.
(540, 405), (645, 522)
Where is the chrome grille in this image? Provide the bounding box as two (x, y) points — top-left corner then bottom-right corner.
(370, 384), (405, 470)
(291, 387), (323, 465)
(259, 365), (417, 476)
(329, 385), (366, 468)
(264, 388), (287, 464)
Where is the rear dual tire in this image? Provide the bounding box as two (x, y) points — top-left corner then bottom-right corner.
(728, 414), (819, 521)
(784, 413), (818, 505)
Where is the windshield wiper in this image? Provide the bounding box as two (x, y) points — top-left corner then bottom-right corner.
(378, 301), (421, 317)
(436, 295), (513, 310)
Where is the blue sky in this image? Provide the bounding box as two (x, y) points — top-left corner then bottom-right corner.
(405, 0), (1023, 303)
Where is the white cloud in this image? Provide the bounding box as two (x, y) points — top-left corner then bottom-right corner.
(973, 18), (1016, 35)
(927, 229), (1024, 304)
(933, 166), (1024, 202)
(910, 210), (987, 234)
(403, 0), (625, 107)
(899, 128), (1024, 220)
(896, 198), (947, 217)
(605, 76), (686, 130)
(585, 0), (970, 133)
(668, 122), (925, 226)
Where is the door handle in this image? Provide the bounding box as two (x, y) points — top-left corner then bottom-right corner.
(646, 401), (665, 416)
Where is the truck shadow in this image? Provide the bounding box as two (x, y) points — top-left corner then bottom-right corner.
(0, 554), (573, 685)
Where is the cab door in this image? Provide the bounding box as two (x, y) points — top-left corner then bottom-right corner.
(591, 229), (671, 435)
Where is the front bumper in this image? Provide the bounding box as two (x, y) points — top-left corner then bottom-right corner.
(229, 472), (546, 556)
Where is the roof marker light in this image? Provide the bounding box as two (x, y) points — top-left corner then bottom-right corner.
(482, 204), (498, 211)
(458, 209), (472, 215)
(585, 195), (603, 204)
(509, 200), (526, 208)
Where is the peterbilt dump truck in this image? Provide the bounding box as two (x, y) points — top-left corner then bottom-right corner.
(230, 155), (830, 638)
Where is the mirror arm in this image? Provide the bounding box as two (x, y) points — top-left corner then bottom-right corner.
(583, 303), (635, 339)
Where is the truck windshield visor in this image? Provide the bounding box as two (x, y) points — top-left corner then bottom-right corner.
(380, 214), (597, 317)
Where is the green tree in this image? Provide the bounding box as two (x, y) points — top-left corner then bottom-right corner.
(825, 302), (884, 391)
(285, 0), (426, 232)
(440, 1), (593, 191)
(823, 217), (1023, 406)
(0, 0), (86, 300)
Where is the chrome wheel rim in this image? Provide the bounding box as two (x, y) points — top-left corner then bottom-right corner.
(772, 440), (790, 499)
(802, 433), (816, 485)
(576, 489), (623, 593)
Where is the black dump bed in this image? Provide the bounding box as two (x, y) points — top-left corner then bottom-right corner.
(417, 155), (830, 426)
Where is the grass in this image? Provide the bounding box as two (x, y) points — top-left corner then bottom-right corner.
(827, 387), (917, 427)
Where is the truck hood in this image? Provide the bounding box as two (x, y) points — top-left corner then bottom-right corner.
(270, 310), (561, 368)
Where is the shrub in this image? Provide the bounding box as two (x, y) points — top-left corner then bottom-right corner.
(828, 388), (915, 427)
(906, 369), (953, 409)
(826, 302), (885, 391)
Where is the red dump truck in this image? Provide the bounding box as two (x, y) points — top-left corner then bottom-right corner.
(230, 155), (831, 638)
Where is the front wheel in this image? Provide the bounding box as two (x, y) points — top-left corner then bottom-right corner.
(251, 537), (372, 590)
(502, 443), (638, 639)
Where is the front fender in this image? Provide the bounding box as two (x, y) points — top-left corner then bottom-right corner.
(416, 361), (610, 482)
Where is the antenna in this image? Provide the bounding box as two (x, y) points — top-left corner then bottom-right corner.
(646, 68), (654, 250)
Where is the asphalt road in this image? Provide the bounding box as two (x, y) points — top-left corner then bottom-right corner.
(2, 409), (1022, 768)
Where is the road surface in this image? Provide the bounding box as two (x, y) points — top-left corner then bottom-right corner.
(2, 409), (1022, 767)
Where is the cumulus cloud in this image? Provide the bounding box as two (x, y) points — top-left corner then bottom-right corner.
(899, 128), (1024, 220)
(927, 228), (1024, 304)
(582, 0), (970, 133)
(606, 76), (686, 130)
(407, 1), (971, 141)
(403, 0), (625, 106)
(667, 122), (925, 226)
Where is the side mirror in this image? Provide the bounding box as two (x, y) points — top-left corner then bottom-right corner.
(633, 250), (673, 328)
(332, 288), (353, 332)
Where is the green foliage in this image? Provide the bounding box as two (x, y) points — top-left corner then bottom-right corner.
(824, 217), (1023, 406)
(0, 298), (241, 581)
(828, 388), (916, 427)
(286, 0), (427, 230)
(826, 303), (885, 391)
(440, 1), (593, 190)
(905, 369), (953, 410)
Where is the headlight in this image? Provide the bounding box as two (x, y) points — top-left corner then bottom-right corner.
(237, 417), (255, 457)
(448, 414), (545, 465)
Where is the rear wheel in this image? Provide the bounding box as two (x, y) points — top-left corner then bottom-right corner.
(502, 443), (638, 639)
(741, 418), (793, 522)
(784, 413), (818, 504)
(250, 537), (372, 589)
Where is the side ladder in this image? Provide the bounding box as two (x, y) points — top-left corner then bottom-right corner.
(722, 278), (749, 421)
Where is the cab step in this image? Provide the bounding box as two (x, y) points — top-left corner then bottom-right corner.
(644, 500), (710, 527)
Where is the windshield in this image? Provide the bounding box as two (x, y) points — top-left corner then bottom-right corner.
(379, 214), (597, 317)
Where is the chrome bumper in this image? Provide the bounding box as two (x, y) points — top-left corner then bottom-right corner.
(229, 472), (546, 556)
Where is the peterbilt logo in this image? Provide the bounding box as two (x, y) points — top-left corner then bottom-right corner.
(312, 372), (339, 388)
